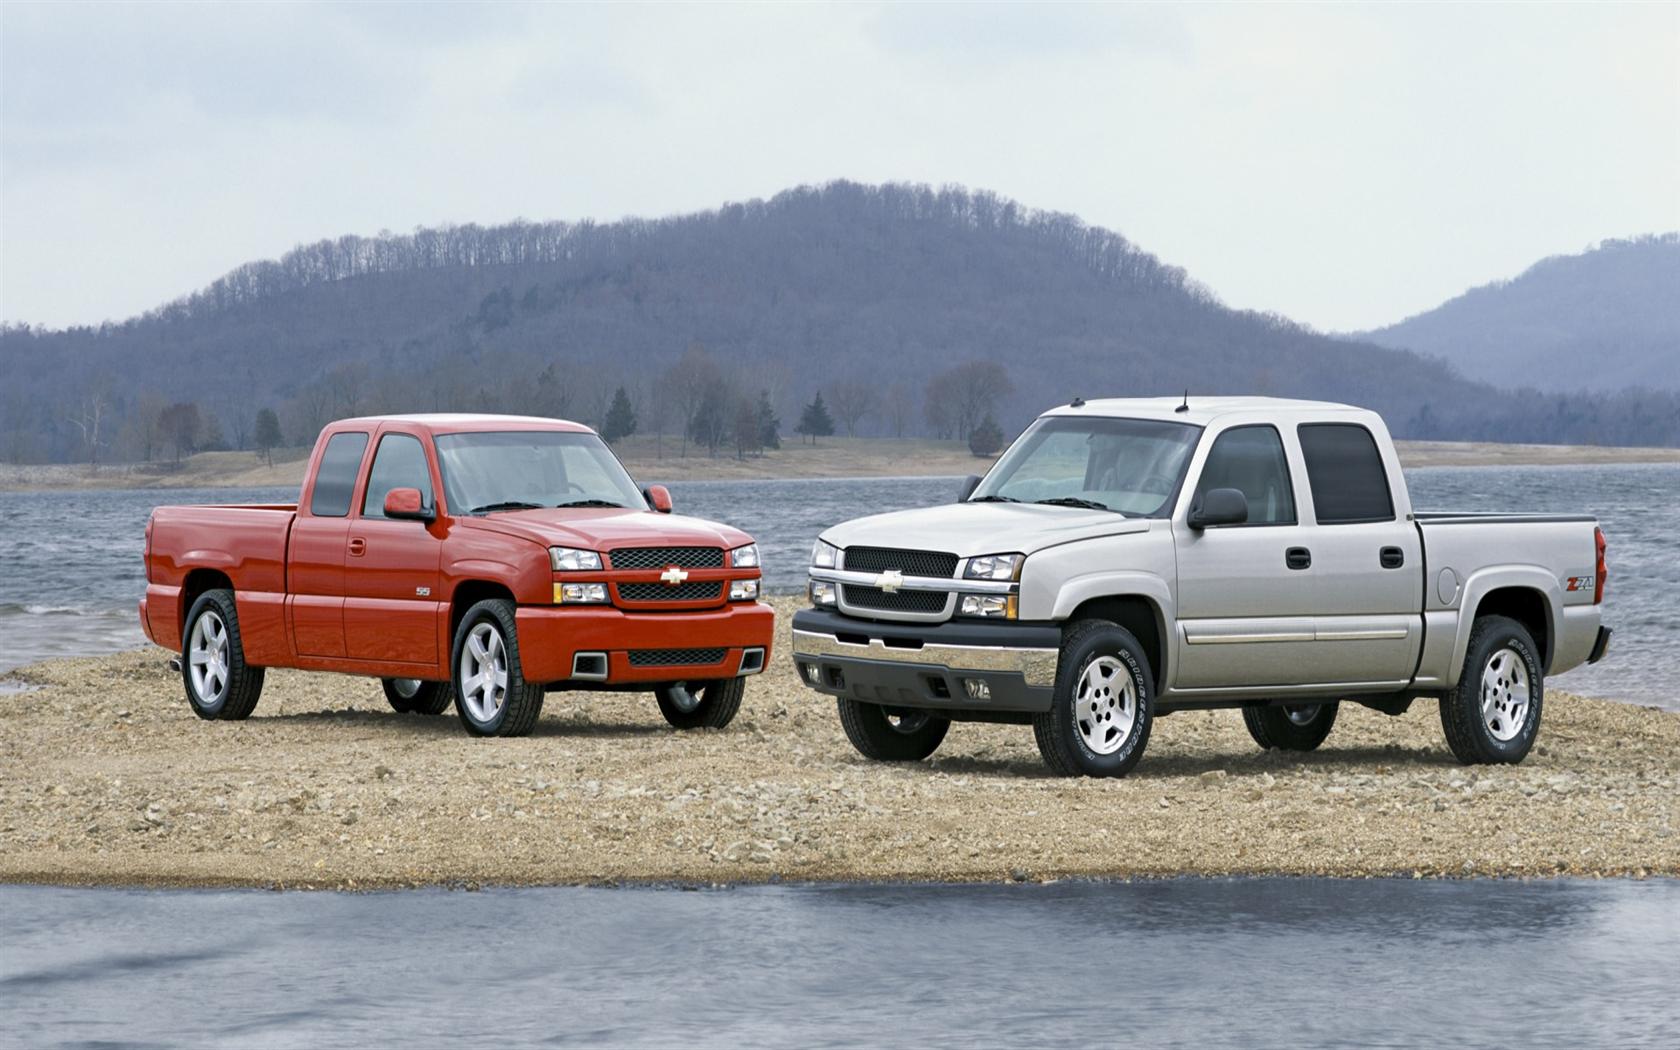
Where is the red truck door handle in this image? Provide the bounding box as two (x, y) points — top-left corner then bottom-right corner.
(348, 537), (366, 557)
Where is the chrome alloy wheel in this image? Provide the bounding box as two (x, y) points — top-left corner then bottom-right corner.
(1480, 646), (1531, 742)
(1284, 704), (1322, 727)
(460, 623), (509, 723)
(665, 683), (703, 714)
(391, 678), (422, 700)
(1074, 655), (1136, 756)
(187, 609), (230, 703)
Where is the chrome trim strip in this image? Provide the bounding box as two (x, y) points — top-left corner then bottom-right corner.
(808, 567), (1017, 595)
(1315, 628), (1410, 642)
(571, 651), (609, 680)
(1183, 630), (1314, 645)
(737, 647), (766, 677)
(790, 629), (1058, 688)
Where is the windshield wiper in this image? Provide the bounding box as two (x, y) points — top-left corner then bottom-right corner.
(468, 501), (545, 514)
(554, 499), (628, 509)
(1033, 497), (1120, 514)
(967, 495), (1020, 503)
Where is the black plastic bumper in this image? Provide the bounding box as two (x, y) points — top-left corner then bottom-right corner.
(1587, 626), (1611, 665)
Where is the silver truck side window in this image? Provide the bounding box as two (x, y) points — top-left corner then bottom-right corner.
(1297, 423), (1395, 524)
(1194, 425), (1295, 525)
(310, 431), (369, 518)
(361, 433), (433, 518)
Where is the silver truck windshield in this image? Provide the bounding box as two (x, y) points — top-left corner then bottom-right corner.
(970, 416), (1201, 517)
(435, 431), (646, 515)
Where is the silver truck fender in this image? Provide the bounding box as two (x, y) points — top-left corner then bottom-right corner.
(1442, 565), (1562, 687)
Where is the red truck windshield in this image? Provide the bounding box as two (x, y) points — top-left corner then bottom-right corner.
(435, 431), (647, 515)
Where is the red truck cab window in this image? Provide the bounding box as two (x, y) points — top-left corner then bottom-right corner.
(310, 432), (370, 517)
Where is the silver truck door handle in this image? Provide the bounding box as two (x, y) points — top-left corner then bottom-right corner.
(1380, 546), (1404, 569)
(1286, 547), (1311, 570)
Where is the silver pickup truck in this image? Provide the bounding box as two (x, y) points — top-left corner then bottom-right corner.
(791, 397), (1611, 777)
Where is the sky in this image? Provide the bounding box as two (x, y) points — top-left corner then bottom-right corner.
(2, 1), (1676, 332)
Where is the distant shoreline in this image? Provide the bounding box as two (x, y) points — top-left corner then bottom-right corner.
(1, 436), (1675, 493)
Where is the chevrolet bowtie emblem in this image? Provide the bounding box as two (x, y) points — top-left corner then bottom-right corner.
(661, 566), (690, 586)
(877, 569), (904, 593)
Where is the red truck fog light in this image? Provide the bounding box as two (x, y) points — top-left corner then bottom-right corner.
(730, 579), (760, 601)
(554, 582), (608, 604)
(809, 580), (837, 606)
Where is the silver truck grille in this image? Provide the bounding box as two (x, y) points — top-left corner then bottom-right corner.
(843, 546), (959, 578)
(842, 584), (948, 614)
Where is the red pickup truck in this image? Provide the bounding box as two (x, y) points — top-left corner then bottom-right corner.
(140, 414), (773, 736)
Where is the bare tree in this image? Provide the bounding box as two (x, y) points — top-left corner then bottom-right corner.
(828, 380), (876, 437)
(927, 361), (1012, 441)
(66, 392), (108, 470)
(664, 344), (723, 458)
(884, 382), (914, 439)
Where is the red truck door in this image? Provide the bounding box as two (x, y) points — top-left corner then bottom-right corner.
(342, 429), (443, 667)
(289, 430), (370, 658)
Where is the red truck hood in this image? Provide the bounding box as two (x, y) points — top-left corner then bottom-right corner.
(458, 508), (753, 553)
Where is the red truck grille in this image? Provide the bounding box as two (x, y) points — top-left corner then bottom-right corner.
(628, 647), (728, 667)
(608, 546), (725, 570)
(617, 581), (724, 603)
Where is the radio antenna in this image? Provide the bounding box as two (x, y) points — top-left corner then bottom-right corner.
(1174, 389), (1189, 413)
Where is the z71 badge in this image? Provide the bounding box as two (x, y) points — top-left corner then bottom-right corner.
(1566, 575), (1595, 592)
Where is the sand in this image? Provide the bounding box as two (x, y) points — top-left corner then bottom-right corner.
(2, 598), (1675, 890)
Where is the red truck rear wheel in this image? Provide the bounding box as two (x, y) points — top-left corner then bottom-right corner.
(656, 678), (744, 730)
(180, 589), (264, 721)
(382, 678), (453, 716)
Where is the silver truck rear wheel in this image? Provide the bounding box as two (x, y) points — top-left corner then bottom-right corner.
(1242, 701), (1339, 751)
(1440, 615), (1543, 764)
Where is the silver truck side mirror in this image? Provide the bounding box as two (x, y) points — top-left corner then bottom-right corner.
(1189, 487), (1248, 529)
(957, 475), (982, 503)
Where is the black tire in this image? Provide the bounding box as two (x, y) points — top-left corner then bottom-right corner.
(1440, 615), (1544, 765)
(1242, 701), (1339, 751)
(1033, 619), (1153, 777)
(836, 699), (950, 761)
(450, 599), (544, 737)
(382, 677), (453, 716)
(655, 678), (746, 730)
(180, 588), (264, 720)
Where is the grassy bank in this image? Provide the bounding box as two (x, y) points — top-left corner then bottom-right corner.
(3, 437), (1676, 492)
(2, 599), (1675, 889)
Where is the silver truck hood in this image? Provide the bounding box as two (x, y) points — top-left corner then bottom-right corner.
(821, 503), (1152, 559)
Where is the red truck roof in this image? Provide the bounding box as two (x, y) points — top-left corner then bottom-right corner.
(326, 413), (594, 435)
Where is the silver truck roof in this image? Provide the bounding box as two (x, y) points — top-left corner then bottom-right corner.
(1039, 395), (1368, 427)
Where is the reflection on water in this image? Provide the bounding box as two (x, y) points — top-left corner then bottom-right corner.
(2, 878), (1675, 1048)
(1, 464), (1674, 706)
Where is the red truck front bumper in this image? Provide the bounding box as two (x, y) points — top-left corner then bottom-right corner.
(514, 601), (776, 685)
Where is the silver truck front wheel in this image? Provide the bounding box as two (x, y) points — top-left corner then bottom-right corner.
(1074, 656), (1136, 756)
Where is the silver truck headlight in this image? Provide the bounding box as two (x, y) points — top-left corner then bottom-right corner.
(811, 539), (839, 569)
(965, 553), (1024, 581)
(959, 594), (1017, 619)
(550, 547), (603, 571)
(731, 543), (760, 568)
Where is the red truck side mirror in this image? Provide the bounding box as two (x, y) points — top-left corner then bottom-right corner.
(383, 487), (435, 522)
(643, 485), (673, 513)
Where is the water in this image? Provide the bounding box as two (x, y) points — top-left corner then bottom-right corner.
(0, 464), (1674, 706)
(1, 878), (1674, 1048)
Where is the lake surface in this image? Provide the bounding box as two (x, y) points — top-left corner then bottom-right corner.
(2, 878), (1675, 1048)
(1, 463), (1674, 707)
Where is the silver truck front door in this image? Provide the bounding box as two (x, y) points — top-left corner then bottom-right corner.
(1172, 424), (1321, 689)
(1294, 422), (1422, 686)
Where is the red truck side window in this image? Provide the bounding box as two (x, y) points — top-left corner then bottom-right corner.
(362, 433), (434, 518)
(310, 432), (369, 517)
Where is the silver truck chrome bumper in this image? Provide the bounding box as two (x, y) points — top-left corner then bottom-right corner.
(791, 629), (1060, 688)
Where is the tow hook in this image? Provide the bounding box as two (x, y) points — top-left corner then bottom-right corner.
(168, 656), (182, 674)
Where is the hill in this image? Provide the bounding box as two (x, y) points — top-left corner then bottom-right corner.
(1360, 235), (1680, 392)
(3, 182), (1676, 464)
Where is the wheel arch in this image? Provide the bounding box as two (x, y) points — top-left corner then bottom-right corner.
(448, 579), (517, 642)
(178, 568), (234, 638)
(1062, 593), (1169, 694)
(1449, 568), (1560, 684)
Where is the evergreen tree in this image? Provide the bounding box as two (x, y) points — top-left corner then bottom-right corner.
(755, 389), (781, 450)
(968, 413), (1005, 457)
(688, 386), (730, 456)
(795, 391), (835, 445)
(601, 386), (637, 443)
(253, 408), (283, 467)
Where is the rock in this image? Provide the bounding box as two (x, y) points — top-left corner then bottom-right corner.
(1198, 770), (1227, 784)
(373, 764), (393, 780)
(1009, 868), (1030, 882)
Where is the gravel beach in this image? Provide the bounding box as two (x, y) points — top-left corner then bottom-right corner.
(2, 598), (1675, 889)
